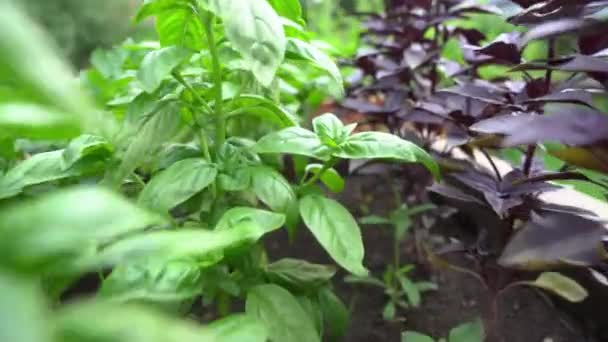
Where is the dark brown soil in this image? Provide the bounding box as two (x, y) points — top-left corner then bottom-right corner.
(265, 174), (592, 342)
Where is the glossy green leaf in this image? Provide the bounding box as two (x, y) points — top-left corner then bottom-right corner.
(99, 259), (202, 303)
(208, 0), (286, 86)
(305, 164), (345, 193)
(136, 0), (205, 51)
(0, 103), (80, 140)
(138, 158), (217, 214)
(335, 132), (440, 180)
(154, 143), (201, 171)
(246, 284), (320, 342)
(138, 47), (191, 93)
(90, 47), (128, 80)
(401, 331), (435, 342)
(0, 187), (166, 273)
(448, 319), (483, 342)
(296, 296), (323, 336)
(62, 134), (113, 170)
(286, 39), (344, 98)
(93, 219), (277, 268)
(215, 207), (286, 232)
(54, 301), (215, 342)
(226, 94), (297, 127)
(255, 127), (330, 160)
(207, 314), (268, 342)
(524, 272), (588, 303)
(312, 113), (348, 147)
(107, 102), (182, 187)
(0, 272), (51, 342)
(249, 166), (296, 213)
(0, 150), (78, 199)
(318, 287), (349, 342)
(265, 258), (336, 291)
(267, 0), (303, 22)
(299, 194), (367, 276)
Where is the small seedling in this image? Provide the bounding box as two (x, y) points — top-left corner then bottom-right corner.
(347, 203), (437, 321)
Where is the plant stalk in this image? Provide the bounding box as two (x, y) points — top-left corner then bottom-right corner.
(203, 14), (225, 155)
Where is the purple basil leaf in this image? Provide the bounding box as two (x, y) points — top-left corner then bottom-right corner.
(499, 211), (607, 270)
(474, 32), (522, 64)
(471, 106), (608, 147)
(521, 89), (597, 108)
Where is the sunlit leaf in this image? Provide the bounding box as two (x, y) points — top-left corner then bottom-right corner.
(299, 194), (367, 276)
(335, 132), (440, 179)
(208, 0), (286, 86)
(246, 284), (320, 342)
(138, 47), (192, 93)
(255, 127), (330, 160)
(138, 158), (217, 214)
(265, 258), (336, 292)
(0, 187), (166, 273)
(524, 272), (588, 303)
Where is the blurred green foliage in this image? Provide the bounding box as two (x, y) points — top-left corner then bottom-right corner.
(302, 0), (383, 56)
(20, 0), (136, 67)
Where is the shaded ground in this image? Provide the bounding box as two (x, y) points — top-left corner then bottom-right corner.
(265, 174), (590, 342)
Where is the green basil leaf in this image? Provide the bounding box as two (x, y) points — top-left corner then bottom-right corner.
(401, 331), (435, 342)
(296, 296), (324, 336)
(265, 258), (336, 292)
(255, 127), (330, 160)
(136, 0), (206, 51)
(305, 163), (345, 193)
(106, 102), (182, 188)
(154, 143), (201, 171)
(0, 103), (80, 140)
(448, 319), (483, 342)
(138, 47), (192, 93)
(286, 38), (344, 98)
(0, 147), (103, 200)
(207, 314), (268, 342)
(398, 274), (421, 307)
(335, 132), (440, 180)
(0, 151), (69, 199)
(246, 284), (320, 342)
(138, 158), (217, 214)
(54, 301), (215, 342)
(208, 0), (286, 86)
(267, 0), (303, 23)
(0, 272), (51, 342)
(318, 287), (349, 342)
(249, 166), (296, 213)
(93, 218), (277, 267)
(215, 207), (286, 232)
(90, 47), (128, 80)
(99, 259), (202, 303)
(0, 187), (167, 273)
(524, 272), (588, 303)
(312, 113), (347, 147)
(62, 135), (113, 170)
(226, 94), (297, 128)
(299, 194), (367, 276)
